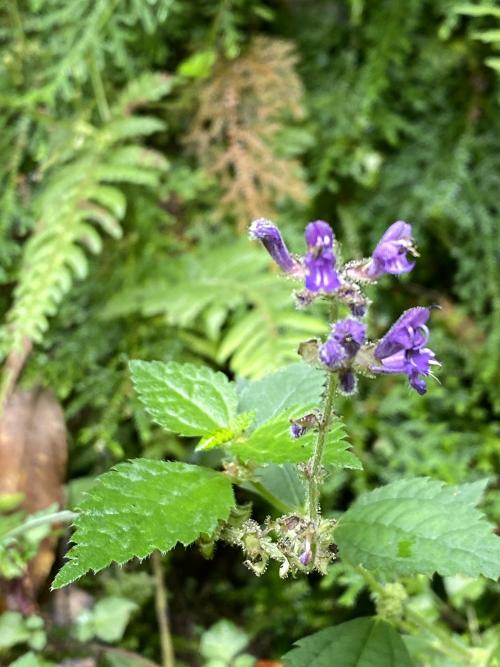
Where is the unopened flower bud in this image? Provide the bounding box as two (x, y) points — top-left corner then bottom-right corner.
(249, 218), (301, 274)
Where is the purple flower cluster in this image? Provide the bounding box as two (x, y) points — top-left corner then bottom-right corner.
(319, 318), (366, 395)
(372, 307), (439, 395)
(250, 217), (439, 396)
(250, 218), (417, 294)
(319, 319), (366, 369)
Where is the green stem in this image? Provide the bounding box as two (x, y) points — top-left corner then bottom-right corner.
(307, 299), (339, 523)
(2, 510), (77, 543)
(404, 607), (471, 664)
(307, 370), (337, 522)
(152, 551), (175, 667)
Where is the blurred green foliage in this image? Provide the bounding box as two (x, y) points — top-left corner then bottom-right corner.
(1, 0), (499, 664)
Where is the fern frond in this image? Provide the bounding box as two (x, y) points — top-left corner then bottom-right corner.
(1, 74), (170, 358)
(185, 36), (308, 230)
(2, 2), (177, 107)
(104, 240), (327, 378)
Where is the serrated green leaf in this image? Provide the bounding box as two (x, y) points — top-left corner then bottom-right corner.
(52, 460), (235, 589)
(283, 617), (414, 667)
(238, 364), (326, 427)
(335, 477), (500, 580)
(230, 406), (361, 468)
(457, 478), (490, 506)
(130, 361), (238, 436)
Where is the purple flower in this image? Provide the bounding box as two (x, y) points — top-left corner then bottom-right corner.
(320, 318), (366, 370)
(372, 307), (439, 395)
(290, 423), (306, 439)
(299, 550), (312, 566)
(350, 302), (367, 318)
(339, 370), (357, 395)
(304, 221), (340, 293)
(367, 221), (417, 279)
(249, 218), (300, 274)
(319, 338), (346, 369)
(332, 318), (366, 358)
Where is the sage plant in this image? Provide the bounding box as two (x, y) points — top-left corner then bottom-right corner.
(49, 217), (500, 665)
(244, 218), (439, 575)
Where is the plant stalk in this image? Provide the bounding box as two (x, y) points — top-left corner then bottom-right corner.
(307, 369), (337, 522)
(152, 550), (175, 667)
(2, 509), (77, 543)
(307, 299), (339, 524)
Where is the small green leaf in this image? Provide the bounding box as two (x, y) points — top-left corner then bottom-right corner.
(230, 406), (361, 468)
(283, 617), (414, 667)
(238, 364), (326, 427)
(10, 654), (52, 667)
(335, 477), (500, 580)
(178, 50), (216, 78)
(197, 412), (255, 451)
(200, 620), (250, 662)
(130, 361), (238, 436)
(52, 460), (235, 588)
(75, 596), (138, 643)
(0, 611), (30, 651)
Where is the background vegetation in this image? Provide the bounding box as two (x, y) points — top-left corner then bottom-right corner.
(0, 0), (499, 665)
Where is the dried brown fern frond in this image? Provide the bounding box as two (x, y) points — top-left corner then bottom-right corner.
(185, 36), (307, 230)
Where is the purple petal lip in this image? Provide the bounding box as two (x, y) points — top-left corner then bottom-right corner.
(375, 307), (430, 359)
(334, 318), (367, 343)
(305, 220), (335, 252)
(304, 257), (341, 292)
(249, 218), (299, 274)
(303, 220), (340, 293)
(319, 338), (346, 369)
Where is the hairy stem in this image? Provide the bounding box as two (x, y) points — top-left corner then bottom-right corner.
(307, 299), (339, 524)
(307, 370), (337, 522)
(152, 551), (175, 667)
(2, 509), (77, 543)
